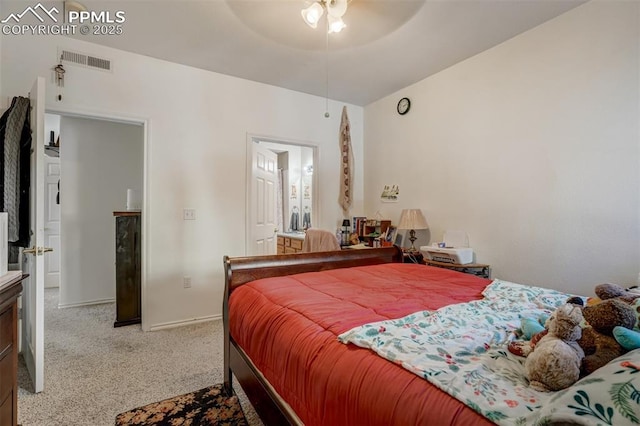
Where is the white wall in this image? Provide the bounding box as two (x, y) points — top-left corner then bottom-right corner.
(58, 116), (143, 307)
(0, 35), (364, 329)
(364, 1), (640, 295)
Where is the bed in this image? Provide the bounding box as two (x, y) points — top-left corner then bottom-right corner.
(222, 247), (640, 425)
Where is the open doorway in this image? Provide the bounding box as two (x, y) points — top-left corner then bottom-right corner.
(18, 108), (146, 395)
(42, 113), (144, 309)
(246, 135), (318, 256)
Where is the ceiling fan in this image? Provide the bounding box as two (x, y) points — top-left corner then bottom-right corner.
(301, 0), (349, 33)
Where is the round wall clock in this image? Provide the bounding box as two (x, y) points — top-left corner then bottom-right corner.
(397, 97), (411, 115)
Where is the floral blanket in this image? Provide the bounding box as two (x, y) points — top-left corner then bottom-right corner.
(338, 280), (640, 425)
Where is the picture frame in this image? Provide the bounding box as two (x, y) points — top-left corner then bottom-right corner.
(380, 184), (399, 202)
(385, 226), (397, 243)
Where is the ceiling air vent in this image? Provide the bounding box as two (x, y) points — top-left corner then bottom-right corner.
(59, 49), (112, 72)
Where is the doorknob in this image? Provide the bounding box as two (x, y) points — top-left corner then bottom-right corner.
(23, 246), (53, 255)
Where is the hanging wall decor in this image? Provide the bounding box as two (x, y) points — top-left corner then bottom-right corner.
(53, 55), (66, 101)
(339, 106), (353, 212)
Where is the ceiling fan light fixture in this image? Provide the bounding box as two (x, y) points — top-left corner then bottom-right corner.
(326, 0), (348, 18)
(327, 15), (346, 33)
(301, 2), (324, 29)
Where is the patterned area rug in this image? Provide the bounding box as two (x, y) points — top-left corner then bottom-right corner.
(115, 384), (248, 425)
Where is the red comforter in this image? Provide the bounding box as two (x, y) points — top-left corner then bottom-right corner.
(229, 263), (494, 426)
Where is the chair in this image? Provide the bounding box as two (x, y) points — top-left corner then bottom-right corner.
(301, 229), (341, 252)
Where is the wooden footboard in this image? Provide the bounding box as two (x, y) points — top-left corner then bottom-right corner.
(222, 246), (403, 425)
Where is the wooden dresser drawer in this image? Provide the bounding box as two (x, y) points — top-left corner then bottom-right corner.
(0, 308), (11, 355)
(0, 391), (12, 426)
(277, 235), (304, 254)
(290, 238), (303, 250)
(0, 348), (12, 404)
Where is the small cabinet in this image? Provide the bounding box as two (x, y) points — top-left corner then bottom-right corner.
(113, 211), (141, 327)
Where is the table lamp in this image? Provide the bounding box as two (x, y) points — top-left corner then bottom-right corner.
(397, 209), (428, 252)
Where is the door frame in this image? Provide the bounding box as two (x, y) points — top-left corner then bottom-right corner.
(45, 106), (150, 331)
(245, 133), (319, 256)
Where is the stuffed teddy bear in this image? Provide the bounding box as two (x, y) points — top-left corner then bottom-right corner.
(595, 283), (640, 305)
(525, 303), (585, 391)
(578, 298), (637, 375)
(509, 284), (639, 374)
(602, 284), (640, 351)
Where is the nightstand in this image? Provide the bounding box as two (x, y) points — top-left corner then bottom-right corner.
(423, 259), (491, 278)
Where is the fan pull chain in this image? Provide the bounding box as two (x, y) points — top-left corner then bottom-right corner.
(324, 20), (330, 118)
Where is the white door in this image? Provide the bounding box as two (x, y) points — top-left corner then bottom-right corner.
(44, 156), (60, 288)
(22, 77), (47, 393)
(249, 142), (278, 256)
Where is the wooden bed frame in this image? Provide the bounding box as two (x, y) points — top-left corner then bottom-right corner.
(222, 246), (403, 425)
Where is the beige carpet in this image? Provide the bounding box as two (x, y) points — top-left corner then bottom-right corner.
(17, 289), (262, 426)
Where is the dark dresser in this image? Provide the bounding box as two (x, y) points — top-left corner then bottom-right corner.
(113, 211), (141, 327)
(0, 273), (26, 426)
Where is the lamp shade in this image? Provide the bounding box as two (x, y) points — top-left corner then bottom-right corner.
(397, 209), (428, 230)
(342, 219), (351, 227)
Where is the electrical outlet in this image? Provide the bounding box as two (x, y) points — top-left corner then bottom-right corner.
(183, 209), (196, 220)
(183, 276), (191, 288)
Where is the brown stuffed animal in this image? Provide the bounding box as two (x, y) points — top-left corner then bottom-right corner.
(578, 298), (636, 375)
(595, 283), (640, 305)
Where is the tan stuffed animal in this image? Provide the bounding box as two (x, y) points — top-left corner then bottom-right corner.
(525, 304), (585, 391)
